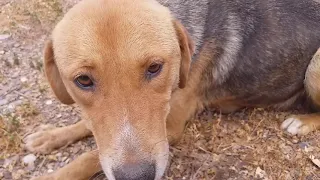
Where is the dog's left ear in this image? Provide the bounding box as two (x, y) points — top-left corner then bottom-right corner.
(173, 20), (195, 89)
(43, 39), (75, 104)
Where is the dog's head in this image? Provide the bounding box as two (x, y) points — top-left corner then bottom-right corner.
(43, 0), (194, 179)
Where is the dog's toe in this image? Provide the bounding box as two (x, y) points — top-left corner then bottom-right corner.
(281, 117), (312, 135)
(24, 125), (60, 154)
(24, 132), (56, 154)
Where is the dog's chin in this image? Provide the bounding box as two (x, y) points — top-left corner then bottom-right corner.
(99, 141), (169, 180)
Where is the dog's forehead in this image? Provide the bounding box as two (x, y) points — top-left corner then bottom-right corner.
(52, 0), (179, 71)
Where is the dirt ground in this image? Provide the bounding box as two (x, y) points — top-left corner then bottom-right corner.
(0, 0), (319, 180)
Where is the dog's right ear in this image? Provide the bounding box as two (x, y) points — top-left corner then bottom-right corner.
(173, 20), (195, 89)
(44, 39), (75, 104)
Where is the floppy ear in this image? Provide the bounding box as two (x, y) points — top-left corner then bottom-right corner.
(173, 20), (195, 89)
(44, 39), (75, 104)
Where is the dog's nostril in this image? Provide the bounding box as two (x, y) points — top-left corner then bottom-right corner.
(113, 161), (156, 180)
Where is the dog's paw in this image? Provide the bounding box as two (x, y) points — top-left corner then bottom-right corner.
(281, 117), (312, 135)
(24, 124), (63, 154)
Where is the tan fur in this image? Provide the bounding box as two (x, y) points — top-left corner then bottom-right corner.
(305, 48), (320, 106)
(43, 40), (74, 104)
(28, 0), (193, 179)
(32, 150), (101, 180)
(25, 120), (91, 154)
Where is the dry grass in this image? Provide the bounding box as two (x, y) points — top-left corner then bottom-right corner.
(0, 101), (39, 159)
(164, 108), (320, 179)
(0, 113), (22, 159)
(16, 101), (39, 118)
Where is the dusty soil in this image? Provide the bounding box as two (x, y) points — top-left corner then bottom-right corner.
(0, 0), (319, 180)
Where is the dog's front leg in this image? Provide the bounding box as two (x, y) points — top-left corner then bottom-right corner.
(166, 87), (201, 145)
(31, 150), (102, 180)
(24, 120), (92, 154)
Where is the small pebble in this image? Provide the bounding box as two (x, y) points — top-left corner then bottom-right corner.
(3, 171), (12, 179)
(23, 154), (36, 164)
(0, 99), (8, 106)
(45, 100), (53, 105)
(72, 146), (81, 154)
(4, 155), (19, 168)
(292, 139), (299, 144)
(22, 154), (37, 170)
(0, 34), (11, 40)
(20, 77), (28, 83)
(46, 163), (54, 169)
(255, 167), (267, 179)
(299, 142), (309, 149)
(59, 162), (66, 167)
(7, 104), (15, 110)
(47, 155), (57, 161)
(12, 169), (25, 180)
(56, 153), (62, 158)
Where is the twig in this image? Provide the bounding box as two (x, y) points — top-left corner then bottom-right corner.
(249, 118), (265, 139)
(38, 156), (47, 169)
(13, 90), (32, 101)
(197, 146), (212, 154)
(191, 156), (209, 180)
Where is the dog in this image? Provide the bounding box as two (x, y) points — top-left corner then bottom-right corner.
(24, 0), (320, 179)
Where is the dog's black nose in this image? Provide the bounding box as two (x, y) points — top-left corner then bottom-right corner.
(113, 162), (156, 180)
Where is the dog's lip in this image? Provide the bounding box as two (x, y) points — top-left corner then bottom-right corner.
(89, 170), (106, 180)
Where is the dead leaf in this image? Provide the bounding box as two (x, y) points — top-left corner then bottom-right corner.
(309, 155), (320, 169)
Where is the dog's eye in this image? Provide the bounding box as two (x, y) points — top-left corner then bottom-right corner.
(146, 63), (163, 79)
(75, 75), (94, 89)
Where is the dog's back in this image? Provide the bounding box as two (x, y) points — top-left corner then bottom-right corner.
(162, 0), (320, 107)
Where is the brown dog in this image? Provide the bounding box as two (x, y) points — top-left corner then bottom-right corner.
(25, 0), (320, 179)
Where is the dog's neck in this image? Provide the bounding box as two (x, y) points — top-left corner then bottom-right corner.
(158, 0), (209, 57)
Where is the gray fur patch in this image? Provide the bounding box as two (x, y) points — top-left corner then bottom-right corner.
(158, 0), (209, 55)
(212, 14), (243, 84)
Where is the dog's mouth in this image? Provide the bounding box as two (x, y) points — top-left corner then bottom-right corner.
(89, 170), (106, 180)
